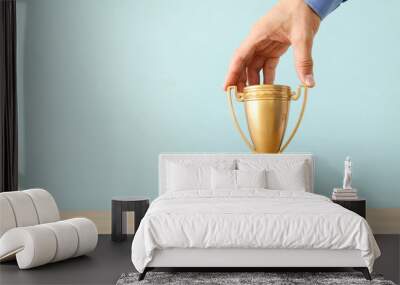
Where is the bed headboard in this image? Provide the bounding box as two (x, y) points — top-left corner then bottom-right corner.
(159, 153), (314, 195)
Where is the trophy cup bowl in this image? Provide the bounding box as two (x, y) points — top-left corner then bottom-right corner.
(226, 84), (309, 153)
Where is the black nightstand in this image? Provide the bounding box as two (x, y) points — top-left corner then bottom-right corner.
(111, 196), (149, 242)
(332, 198), (366, 218)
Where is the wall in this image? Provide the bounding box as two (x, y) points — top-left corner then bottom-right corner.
(16, 0), (400, 211)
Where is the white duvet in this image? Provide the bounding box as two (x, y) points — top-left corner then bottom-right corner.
(131, 190), (380, 272)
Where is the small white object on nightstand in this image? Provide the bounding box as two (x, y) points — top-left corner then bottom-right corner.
(342, 156), (352, 190)
(332, 156), (359, 200)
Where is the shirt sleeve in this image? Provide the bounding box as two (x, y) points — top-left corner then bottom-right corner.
(305, 0), (347, 19)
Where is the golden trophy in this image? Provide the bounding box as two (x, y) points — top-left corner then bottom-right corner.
(226, 84), (309, 153)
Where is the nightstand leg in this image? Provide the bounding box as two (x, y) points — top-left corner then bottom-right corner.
(112, 202), (126, 242)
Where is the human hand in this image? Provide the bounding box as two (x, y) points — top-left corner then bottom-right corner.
(224, 0), (320, 91)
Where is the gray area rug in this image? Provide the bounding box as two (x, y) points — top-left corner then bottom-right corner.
(116, 272), (396, 285)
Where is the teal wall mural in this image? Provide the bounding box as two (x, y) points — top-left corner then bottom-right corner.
(16, 0), (400, 210)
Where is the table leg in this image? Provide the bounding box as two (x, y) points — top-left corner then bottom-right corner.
(112, 201), (126, 242)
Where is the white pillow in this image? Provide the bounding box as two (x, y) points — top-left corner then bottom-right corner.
(237, 159), (309, 191)
(167, 160), (235, 191)
(211, 169), (267, 190)
(211, 168), (236, 189)
(267, 162), (307, 191)
(237, 170), (267, 189)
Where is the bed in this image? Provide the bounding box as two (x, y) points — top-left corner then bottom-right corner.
(131, 153), (380, 281)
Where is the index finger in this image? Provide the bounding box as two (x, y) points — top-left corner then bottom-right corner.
(223, 42), (254, 90)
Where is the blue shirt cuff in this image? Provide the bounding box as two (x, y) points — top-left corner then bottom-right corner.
(305, 0), (344, 19)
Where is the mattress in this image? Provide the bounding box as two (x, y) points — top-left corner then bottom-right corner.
(131, 189), (380, 273)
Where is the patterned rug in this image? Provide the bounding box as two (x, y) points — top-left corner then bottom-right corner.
(116, 271), (396, 285)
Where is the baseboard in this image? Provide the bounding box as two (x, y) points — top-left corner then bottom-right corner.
(60, 208), (400, 235)
(60, 211), (136, 235)
(61, 211), (112, 234)
(367, 208), (400, 234)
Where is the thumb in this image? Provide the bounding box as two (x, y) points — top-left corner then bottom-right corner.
(293, 37), (315, 87)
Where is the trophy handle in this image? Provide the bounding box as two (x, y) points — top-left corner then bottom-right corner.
(226, 86), (255, 152)
(279, 85), (308, 153)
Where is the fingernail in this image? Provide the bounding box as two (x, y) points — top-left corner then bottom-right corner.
(305, 74), (315, 87)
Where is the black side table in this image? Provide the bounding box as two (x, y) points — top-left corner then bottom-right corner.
(332, 198), (366, 218)
(112, 197), (149, 242)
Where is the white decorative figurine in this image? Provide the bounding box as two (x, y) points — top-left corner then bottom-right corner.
(342, 156), (352, 190)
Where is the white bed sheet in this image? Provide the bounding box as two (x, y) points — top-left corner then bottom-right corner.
(131, 189), (380, 273)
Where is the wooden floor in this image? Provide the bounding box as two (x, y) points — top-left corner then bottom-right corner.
(0, 235), (399, 285)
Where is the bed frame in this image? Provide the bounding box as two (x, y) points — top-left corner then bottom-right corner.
(138, 153), (371, 281)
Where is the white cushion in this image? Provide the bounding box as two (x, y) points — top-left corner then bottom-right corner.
(211, 169), (267, 190)
(0, 218), (98, 269)
(0, 196), (17, 237)
(0, 226), (57, 269)
(211, 168), (236, 189)
(168, 163), (210, 191)
(42, 221), (78, 262)
(167, 160), (235, 191)
(267, 162), (308, 191)
(24, 189), (60, 223)
(0, 192), (39, 227)
(238, 159), (309, 191)
(237, 170), (267, 189)
(64, 218), (98, 257)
